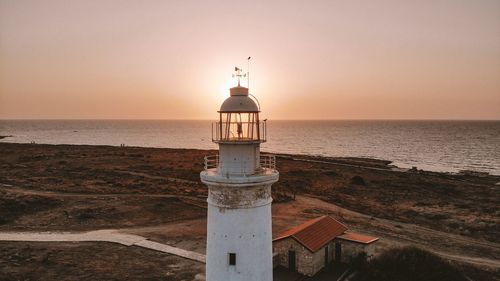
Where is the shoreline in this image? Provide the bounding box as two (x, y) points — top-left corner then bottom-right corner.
(1, 141), (498, 176)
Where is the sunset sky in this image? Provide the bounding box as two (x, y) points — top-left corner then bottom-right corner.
(1, 0), (499, 120)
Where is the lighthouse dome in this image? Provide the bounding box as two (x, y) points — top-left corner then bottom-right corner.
(219, 86), (259, 112)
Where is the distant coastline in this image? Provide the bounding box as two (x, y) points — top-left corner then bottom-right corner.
(1, 141), (498, 178)
(1, 120), (499, 175)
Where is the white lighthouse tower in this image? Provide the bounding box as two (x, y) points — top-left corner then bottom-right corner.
(200, 69), (279, 281)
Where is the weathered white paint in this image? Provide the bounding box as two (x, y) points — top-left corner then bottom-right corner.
(201, 85), (279, 281)
(206, 199), (273, 281)
(218, 143), (260, 176)
(201, 174), (278, 281)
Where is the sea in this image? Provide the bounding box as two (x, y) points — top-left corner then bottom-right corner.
(1, 120), (499, 175)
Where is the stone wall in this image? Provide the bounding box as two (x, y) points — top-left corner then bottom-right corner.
(273, 237), (377, 277)
(273, 238), (313, 276)
(334, 239), (373, 263)
(309, 246), (326, 276)
(273, 238), (329, 277)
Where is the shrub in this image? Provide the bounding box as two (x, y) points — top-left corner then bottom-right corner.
(351, 176), (366, 185)
(352, 246), (467, 281)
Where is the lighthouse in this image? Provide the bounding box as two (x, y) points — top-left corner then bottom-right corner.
(200, 68), (279, 281)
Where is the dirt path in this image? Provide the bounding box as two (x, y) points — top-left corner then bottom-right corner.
(114, 170), (199, 184)
(0, 229), (206, 263)
(0, 183), (192, 198)
(114, 195), (500, 269)
(2, 181), (498, 270)
(0, 184), (208, 209)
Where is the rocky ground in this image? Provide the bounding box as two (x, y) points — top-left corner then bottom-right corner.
(0, 241), (204, 281)
(0, 142), (499, 280)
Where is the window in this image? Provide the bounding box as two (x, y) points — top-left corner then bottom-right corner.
(216, 112), (263, 142)
(229, 253), (236, 266)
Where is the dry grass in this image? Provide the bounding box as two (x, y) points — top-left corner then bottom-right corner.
(352, 247), (468, 281)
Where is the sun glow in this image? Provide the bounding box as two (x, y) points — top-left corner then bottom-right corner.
(218, 76), (243, 99)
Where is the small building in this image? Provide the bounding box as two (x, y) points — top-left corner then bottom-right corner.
(273, 216), (379, 277)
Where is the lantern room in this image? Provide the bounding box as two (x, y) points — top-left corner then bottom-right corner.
(212, 85), (266, 143)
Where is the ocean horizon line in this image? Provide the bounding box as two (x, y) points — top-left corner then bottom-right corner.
(1, 118), (499, 122)
(1, 119), (498, 175)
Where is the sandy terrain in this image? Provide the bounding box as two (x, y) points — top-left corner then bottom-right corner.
(0, 143), (499, 280)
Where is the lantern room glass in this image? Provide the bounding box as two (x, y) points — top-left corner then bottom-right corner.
(214, 112), (263, 142)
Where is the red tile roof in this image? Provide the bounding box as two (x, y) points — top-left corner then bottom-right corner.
(273, 216), (348, 252)
(337, 232), (379, 244)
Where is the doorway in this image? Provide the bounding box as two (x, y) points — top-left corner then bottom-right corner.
(335, 242), (342, 262)
(288, 250), (296, 271)
(324, 245), (329, 267)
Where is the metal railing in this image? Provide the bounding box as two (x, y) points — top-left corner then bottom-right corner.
(204, 154), (219, 170)
(203, 154), (276, 172)
(211, 121), (267, 143)
(260, 154), (276, 170)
